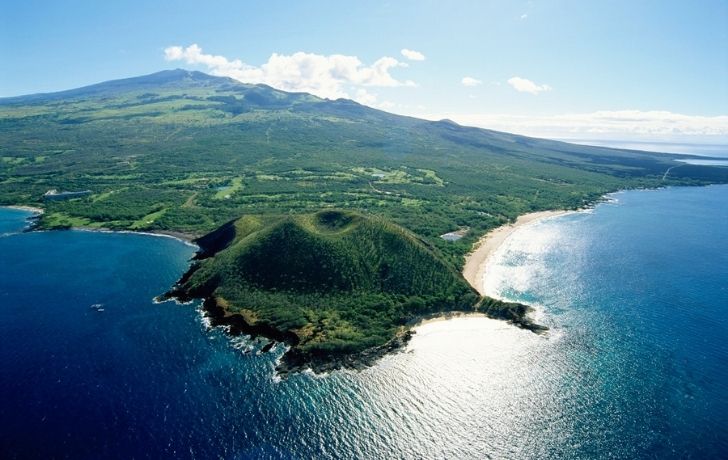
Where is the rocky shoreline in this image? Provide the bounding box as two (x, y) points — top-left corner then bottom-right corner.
(478, 297), (549, 333)
(165, 266), (546, 377)
(165, 290), (416, 376)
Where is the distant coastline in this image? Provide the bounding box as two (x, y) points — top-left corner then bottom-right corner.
(1, 205), (200, 249)
(554, 139), (728, 157)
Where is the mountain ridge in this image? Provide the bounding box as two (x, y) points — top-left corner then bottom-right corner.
(0, 69), (241, 104)
(1, 68), (715, 162)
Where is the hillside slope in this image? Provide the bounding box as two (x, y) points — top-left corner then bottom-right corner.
(167, 210), (483, 371)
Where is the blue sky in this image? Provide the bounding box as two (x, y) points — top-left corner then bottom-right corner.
(2, 0), (727, 143)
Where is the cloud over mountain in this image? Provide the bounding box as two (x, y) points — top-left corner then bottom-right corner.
(164, 44), (417, 107)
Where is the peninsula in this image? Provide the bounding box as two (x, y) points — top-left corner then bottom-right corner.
(164, 209), (545, 374)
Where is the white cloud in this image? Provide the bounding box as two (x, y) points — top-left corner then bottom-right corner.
(411, 110), (728, 142)
(461, 76), (482, 87)
(401, 48), (426, 61)
(164, 44), (415, 103)
(507, 76), (551, 94)
(520, 13), (528, 20)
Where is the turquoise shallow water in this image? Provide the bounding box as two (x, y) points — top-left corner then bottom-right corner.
(1, 185), (727, 459)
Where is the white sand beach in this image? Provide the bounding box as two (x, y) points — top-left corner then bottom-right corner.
(462, 210), (571, 295)
(6, 205), (44, 214)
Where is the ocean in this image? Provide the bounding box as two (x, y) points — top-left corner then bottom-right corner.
(1, 185), (726, 459)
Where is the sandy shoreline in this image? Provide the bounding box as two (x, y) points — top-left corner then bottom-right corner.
(462, 210), (572, 295)
(74, 227), (199, 247)
(409, 311), (489, 328)
(145, 230), (199, 244)
(5, 205), (44, 214)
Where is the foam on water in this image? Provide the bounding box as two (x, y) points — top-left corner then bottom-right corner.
(483, 213), (587, 305)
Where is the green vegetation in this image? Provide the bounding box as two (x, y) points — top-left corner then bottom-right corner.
(213, 177), (244, 200)
(2, 69), (726, 269)
(169, 210), (481, 370)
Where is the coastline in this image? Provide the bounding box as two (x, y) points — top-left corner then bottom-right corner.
(410, 311), (490, 327)
(172, 294), (416, 376)
(3, 203), (566, 374)
(5, 205), (44, 214)
(158, 210), (561, 376)
(75, 228), (199, 247)
(142, 230), (199, 245)
(462, 210), (573, 295)
(1, 205), (198, 246)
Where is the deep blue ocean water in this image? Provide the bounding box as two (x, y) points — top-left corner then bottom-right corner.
(1, 185), (727, 459)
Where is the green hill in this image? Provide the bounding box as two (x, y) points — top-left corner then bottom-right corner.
(168, 210), (496, 373)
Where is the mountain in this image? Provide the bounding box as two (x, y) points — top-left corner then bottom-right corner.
(1, 69), (726, 271)
(165, 209), (537, 374)
(0, 69), (234, 104)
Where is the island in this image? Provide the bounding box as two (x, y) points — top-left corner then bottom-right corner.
(2, 69), (727, 373)
(163, 209), (545, 374)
